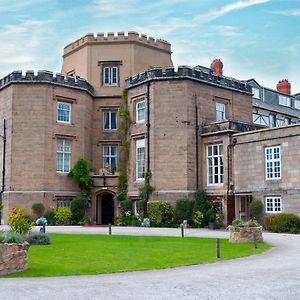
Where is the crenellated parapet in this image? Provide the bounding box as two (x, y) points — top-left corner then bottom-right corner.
(125, 66), (253, 94)
(0, 70), (94, 94)
(63, 31), (171, 56)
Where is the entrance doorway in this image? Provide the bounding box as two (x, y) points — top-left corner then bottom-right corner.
(237, 195), (252, 221)
(96, 192), (115, 224)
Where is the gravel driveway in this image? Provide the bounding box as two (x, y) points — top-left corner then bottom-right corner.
(1, 226), (299, 300)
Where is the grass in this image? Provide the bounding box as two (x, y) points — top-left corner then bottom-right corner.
(4, 234), (270, 277)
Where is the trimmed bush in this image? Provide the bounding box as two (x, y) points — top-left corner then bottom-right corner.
(147, 200), (174, 227)
(28, 232), (51, 245)
(115, 215), (141, 226)
(71, 196), (88, 224)
(31, 203), (45, 218)
(120, 200), (132, 215)
(55, 208), (72, 225)
(194, 189), (211, 225)
(264, 213), (300, 233)
(174, 198), (195, 224)
(45, 209), (56, 225)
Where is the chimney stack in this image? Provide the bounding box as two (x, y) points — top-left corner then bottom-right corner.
(276, 79), (291, 95)
(210, 59), (223, 76)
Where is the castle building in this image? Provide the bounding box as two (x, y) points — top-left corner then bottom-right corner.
(0, 32), (299, 225)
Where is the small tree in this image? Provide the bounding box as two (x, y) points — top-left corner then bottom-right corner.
(250, 200), (264, 223)
(71, 196), (88, 223)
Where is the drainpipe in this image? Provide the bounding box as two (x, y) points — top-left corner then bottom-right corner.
(195, 99), (199, 190)
(0, 119), (6, 224)
(146, 82), (151, 172)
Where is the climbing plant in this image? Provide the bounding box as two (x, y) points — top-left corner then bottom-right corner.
(138, 170), (155, 204)
(117, 90), (131, 203)
(68, 159), (93, 198)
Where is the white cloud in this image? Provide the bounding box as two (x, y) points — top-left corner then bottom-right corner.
(271, 9), (300, 16)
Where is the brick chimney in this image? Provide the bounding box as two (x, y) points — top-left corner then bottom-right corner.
(276, 79), (291, 95)
(210, 59), (223, 76)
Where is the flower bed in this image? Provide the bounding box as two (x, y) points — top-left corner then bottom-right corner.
(0, 242), (30, 275)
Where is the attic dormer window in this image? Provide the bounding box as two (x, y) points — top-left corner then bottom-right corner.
(252, 87), (260, 99)
(279, 95), (291, 107)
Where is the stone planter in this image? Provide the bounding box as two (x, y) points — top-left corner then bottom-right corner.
(0, 242), (30, 275)
(227, 226), (263, 243)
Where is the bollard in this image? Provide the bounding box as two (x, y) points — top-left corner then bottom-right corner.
(180, 224), (184, 238)
(108, 223), (112, 235)
(253, 231), (257, 249)
(216, 238), (220, 258)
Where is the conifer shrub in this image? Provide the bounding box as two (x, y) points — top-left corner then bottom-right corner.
(120, 200), (132, 215)
(174, 198), (195, 224)
(32, 202), (45, 218)
(71, 196), (88, 224)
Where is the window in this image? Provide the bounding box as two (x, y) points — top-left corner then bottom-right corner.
(295, 99), (300, 110)
(56, 139), (71, 173)
(102, 145), (118, 174)
(253, 112), (269, 126)
(265, 146), (281, 180)
(207, 144), (224, 185)
(252, 87), (260, 99)
(279, 95), (291, 107)
(284, 117), (291, 125)
(103, 111), (117, 130)
(216, 103), (225, 121)
(269, 114), (276, 128)
(56, 199), (71, 208)
(57, 102), (71, 124)
(136, 100), (145, 123)
(103, 66), (119, 86)
(265, 196), (282, 213)
(136, 139), (145, 180)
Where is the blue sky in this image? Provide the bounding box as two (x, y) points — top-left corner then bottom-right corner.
(0, 0), (299, 93)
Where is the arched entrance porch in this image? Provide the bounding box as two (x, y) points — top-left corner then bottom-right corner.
(96, 192), (115, 225)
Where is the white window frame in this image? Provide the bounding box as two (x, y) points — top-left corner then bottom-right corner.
(279, 95), (291, 107)
(57, 102), (71, 124)
(103, 111), (117, 131)
(216, 103), (225, 122)
(102, 145), (118, 173)
(56, 139), (71, 173)
(103, 66), (119, 86)
(265, 196), (282, 213)
(265, 146), (281, 180)
(207, 144), (224, 185)
(136, 100), (145, 123)
(136, 139), (145, 180)
(252, 87), (260, 99)
(295, 99), (300, 110)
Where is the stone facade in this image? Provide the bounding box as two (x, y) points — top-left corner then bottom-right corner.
(0, 242), (30, 275)
(0, 31), (300, 225)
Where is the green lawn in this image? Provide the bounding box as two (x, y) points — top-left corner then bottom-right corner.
(4, 234), (270, 277)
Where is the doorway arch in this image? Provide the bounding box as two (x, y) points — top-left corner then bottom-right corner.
(96, 192), (115, 225)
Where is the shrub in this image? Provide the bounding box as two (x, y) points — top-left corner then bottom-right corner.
(28, 232), (51, 245)
(8, 207), (32, 235)
(194, 189), (211, 225)
(147, 200), (174, 227)
(120, 200), (132, 215)
(192, 211), (204, 227)
(232, 219), (260, 227)
(31, 202), (45, 218)
(136, 200), (147, 217)
(55, 208), (72, 225)
(71, 196), (88, 224)
(115, 215), (141, 226)
(206, 208), (216, 223)
(45, 209), (56, 225)
(250, 200), (263, 221)
(0, 232), (26, 244)
(174, 198), (195, 224)
(264, 213), (300, 233)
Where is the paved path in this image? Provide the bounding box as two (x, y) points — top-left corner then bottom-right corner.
(1, 226), (300, 300)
